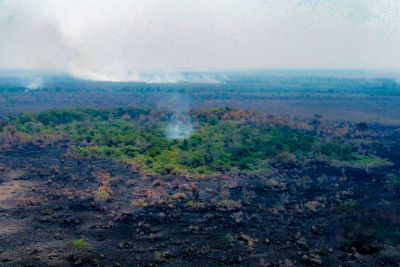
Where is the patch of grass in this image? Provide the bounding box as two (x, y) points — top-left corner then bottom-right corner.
(328, 155), (392, 169)
(348, 155), (392, 168)
(70, 239), (89, 249)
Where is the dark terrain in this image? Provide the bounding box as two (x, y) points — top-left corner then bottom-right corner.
(0, 118), (400, 266)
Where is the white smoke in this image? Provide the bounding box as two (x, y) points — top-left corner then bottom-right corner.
(26, 77), (44, 90)
(69, 68), (226, 84)
(165, 94), (193, 139)
(166, 120), (193, 140)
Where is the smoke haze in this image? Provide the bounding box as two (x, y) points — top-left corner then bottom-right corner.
(0, 0), (399, 83)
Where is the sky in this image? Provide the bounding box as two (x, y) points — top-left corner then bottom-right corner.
(0, 0), (399, 81)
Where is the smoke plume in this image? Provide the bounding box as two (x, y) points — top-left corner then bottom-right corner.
(165, 94), (193, 140)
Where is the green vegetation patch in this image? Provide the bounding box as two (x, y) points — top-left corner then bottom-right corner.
(70, 239), (89, 249)
(5, 107), (391, 177)
(318, 142), (391, 168)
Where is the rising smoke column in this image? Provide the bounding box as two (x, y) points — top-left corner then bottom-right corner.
(165, 94), (193, 139)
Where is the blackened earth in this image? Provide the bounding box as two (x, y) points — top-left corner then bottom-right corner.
(0, 129), (399, 266)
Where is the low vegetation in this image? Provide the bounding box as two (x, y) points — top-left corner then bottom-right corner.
(70, 239), (89, 250)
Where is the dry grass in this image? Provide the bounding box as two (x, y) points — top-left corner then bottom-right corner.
(93, 172), (112, 201)
(215, 199), (242, 211)
(171, 192), (187, 201)
(185, 201), (206, 209)
(305, 200), (325, 212)
(238, 233), (255, 247)
(265, 178), (286, 189)
(131, 198), (148, 208)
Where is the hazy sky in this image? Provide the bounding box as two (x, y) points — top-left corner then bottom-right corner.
(0, 0), (399, 81)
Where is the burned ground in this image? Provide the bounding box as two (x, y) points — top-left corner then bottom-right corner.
(0, 122), (399, 266)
